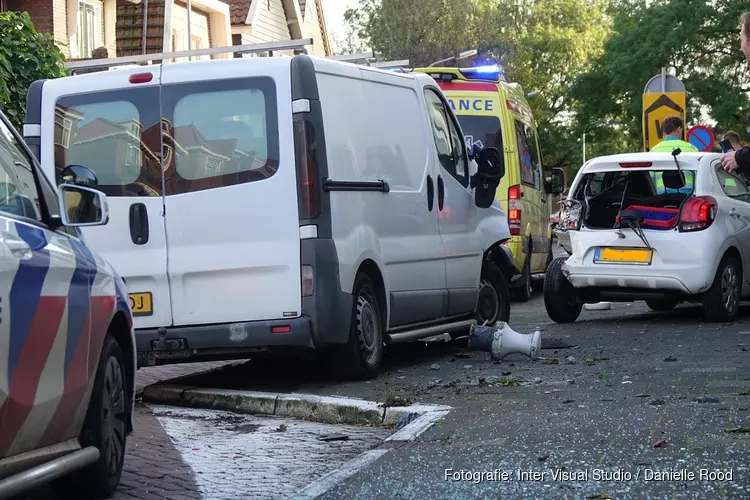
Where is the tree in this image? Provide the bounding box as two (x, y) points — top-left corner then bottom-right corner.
(0, 11), (66, 130)
(344, 0), (614, 169)
(572, 0), (750, 152)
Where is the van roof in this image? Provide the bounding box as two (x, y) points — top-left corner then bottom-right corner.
(580, 151), (721, 174)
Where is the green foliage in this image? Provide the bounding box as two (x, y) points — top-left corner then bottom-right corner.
(572, 0), (750, 153)
(0, 11), (66, 130)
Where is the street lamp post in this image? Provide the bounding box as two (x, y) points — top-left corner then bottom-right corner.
(428, 49), (478, 67)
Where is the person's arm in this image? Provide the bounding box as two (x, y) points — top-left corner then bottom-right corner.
(736, 147), (750, 174)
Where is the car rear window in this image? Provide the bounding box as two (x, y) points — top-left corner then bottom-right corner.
(581, 170), (696, 197)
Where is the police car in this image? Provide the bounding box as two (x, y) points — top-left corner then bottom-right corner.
(545, 150), (750, 323)
(0, 109), (135, 498)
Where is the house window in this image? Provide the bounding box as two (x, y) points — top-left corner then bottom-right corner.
(125, 144), (139, 165)
(77, 1), (101, 59)
(61, 118), (73, 149)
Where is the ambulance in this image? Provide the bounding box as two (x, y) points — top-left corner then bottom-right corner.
(413, 65), (565, 301)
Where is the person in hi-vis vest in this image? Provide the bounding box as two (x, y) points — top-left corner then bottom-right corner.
(650, 115), (697, 194)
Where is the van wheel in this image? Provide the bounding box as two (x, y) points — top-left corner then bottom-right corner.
(646, 299), (679, 311)
(52, 335), (128, 499)
(476, 260), (511, 326)
(544, 257), (582, 323)
(514, 254), (533, 302)
(702, 255), (741, 323)
(328, 273), (384, 380)
(532, 248), (553, 293)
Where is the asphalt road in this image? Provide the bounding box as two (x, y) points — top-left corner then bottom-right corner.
(178, 294), (749, 499)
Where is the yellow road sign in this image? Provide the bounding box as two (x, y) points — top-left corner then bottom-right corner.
(642, 92), (687, 151)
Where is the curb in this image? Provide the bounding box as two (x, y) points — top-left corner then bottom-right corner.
(142, 384), (452, 429)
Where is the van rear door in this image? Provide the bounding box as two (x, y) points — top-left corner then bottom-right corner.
(37, 67), (172, 329)
(159, 58), (302, 326)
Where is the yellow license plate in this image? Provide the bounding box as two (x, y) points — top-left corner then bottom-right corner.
(594, 247), (653, 265)
(128, 292), (153, 316)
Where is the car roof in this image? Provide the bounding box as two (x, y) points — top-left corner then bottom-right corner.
(579, 151), (722, 174)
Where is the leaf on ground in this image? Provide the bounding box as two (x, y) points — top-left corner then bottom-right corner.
(723, 427), (750, 434)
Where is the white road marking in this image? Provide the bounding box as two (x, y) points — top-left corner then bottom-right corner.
(385, 410), (451, 442)
(289, 449), (390, 500)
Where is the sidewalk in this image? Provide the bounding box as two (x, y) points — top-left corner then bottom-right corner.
(136, 361), (246, 397)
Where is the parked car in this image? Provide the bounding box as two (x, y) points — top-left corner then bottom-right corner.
(545, 151), (748, 323)
(412, 65), (566, 300)
(25, 53), (523, 381)
(0, 109), (135, 498)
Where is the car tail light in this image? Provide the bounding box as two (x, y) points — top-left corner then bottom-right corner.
(302, 265), (314, 297)
(508, 185), (521, 235)
(293, 120), (320, 220)
(129, 73), (153, 84)
(679, 196), (717, 232)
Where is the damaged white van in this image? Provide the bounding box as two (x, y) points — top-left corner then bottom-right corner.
(24, 52), (523, 380)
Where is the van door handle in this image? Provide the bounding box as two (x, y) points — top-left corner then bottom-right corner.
(0, 232), (32, 259)
(426, 175), (435, 211)
(437, 175), (445, 211)
(129, 203), (150, 245)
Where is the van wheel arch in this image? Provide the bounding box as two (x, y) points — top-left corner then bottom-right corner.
(485, 241), (519, 284)
(354, 259), (388, 328)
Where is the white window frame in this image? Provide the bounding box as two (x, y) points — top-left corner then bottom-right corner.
(77, 1), (102, 59)
(61, 118), (73, 149)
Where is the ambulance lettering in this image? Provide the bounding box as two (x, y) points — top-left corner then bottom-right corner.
(447, 98), (494, 112)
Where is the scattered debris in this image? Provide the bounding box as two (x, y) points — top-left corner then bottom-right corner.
(723, 427), (750, 434)
(453, 353), (471, 359)
(469, 377), (482, 386)
(468, 322), (541, 361)
(649, 399), (666, 406)
(653, 440), (668, 448)
(318, 434), (349, 442)
(693, 396), (722, 404)
(583, 357), (597, 366)
(633, 460), (652, 466)
(395, 412), (420, 431)
(463, 365), (473, 369)
(276, 424), (287, 433)
(562, 399), (575, 404)
(485, 375), (500, 384)
(741, 346), (748, 352)
(622, 381), (633, 385)
(502, 371), (512, 376)
(566, 356), (577, 364)
(566, 379), (576, 385)
(664, 356), (678, 362)
(584, 302), (611, 311)
(585, 492), (610, 499)
(537, 454), (550, 462)
(534, 377), (543, 384)
(542, 359), (559, 365)
(542, 338), (577, 349)
(381, 395), (413, 408)
(635, 394), (650, 398)
(430, 363), (441, 371)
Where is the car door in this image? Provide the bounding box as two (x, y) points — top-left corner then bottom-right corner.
(0, 115), (90, 457)
(159, 58), (302, 326)
(714, 165), (750, 283)
(423, 87), (481, 316)
(42, 67), (170, 329)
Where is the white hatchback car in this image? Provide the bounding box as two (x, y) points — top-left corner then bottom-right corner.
(545, 150), (750, 323)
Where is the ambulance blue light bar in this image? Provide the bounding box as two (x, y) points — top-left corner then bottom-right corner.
(458, 65), (504, 82)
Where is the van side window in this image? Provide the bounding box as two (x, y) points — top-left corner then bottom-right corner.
(514, 120), (542, 190)
(424, 88), (469, 186)
(0, 118), (41, 220)
(55, 89), (163, 197)
(161, 77), (279, 195)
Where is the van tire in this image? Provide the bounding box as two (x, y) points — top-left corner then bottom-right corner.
(544, 257), (581, 324)
(52, 335), (128, 499)
(475, 260), (511, 326)
(532, 248), (554, 293)
(514, 254), (533, 302)
(328, 273), (384, 380)
(646, 299), (679, 311)
(702, 255), (741, 323)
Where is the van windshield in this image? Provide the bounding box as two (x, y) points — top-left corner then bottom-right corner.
(454, 115), (502, 151)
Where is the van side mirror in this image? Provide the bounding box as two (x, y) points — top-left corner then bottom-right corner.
(470, 147), (504, 209)
(548, 167), (565, 195)
(60, 164), (99, 187)
(58, 184), (109, 227)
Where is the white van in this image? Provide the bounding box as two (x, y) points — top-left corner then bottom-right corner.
(23, 53), (519, 379)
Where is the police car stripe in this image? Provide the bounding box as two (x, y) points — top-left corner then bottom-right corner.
(62, 237), (98, 377)
(6, 223), (50, 386)
(0, 237), (19, 412)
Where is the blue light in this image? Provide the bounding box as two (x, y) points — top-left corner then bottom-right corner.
(472, 65), (500, 74)
(458, 65), (502, 81)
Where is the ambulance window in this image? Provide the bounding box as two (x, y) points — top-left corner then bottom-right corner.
(162, 77), (279, 195)
(424, 88), (468, 186)
(515, 121), (541, 190)
(54, 88), (162, 197)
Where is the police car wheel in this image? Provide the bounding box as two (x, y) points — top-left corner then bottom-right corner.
(53, 334), (128, 498)
(544, 257), (582, 324)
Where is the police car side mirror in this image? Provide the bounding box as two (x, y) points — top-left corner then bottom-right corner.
(58, 184), (110, 227)
(60, 164), (99, 187)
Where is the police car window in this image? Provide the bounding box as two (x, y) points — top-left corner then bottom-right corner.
(164, 78), (279, 195)
(55, 90), (163, 197)
(0, 118), (41, 220)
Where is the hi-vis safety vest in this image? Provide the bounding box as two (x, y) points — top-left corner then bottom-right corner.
(650, 138), (698, 153)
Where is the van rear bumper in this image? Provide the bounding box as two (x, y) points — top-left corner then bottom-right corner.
(135, 317), (316, 366)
